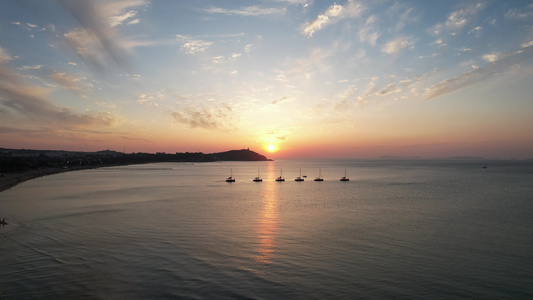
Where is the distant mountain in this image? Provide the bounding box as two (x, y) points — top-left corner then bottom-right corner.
(0, 147), (270, 163)
(208, 149), (271, 161)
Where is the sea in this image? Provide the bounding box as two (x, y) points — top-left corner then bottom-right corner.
(1, 159), (532, 299)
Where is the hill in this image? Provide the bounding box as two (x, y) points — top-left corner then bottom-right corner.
(0, 148), (271, 173)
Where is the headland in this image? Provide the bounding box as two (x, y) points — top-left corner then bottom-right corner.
(0, 148), (271, 193)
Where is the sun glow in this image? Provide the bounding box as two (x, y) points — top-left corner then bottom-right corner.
(267, 145), (276, 152)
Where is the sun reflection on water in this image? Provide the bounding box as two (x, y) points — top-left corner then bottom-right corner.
(255, 162), (279, 265)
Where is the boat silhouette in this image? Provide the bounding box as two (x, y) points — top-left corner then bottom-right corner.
(340, 168), (349, 181)
(295, 168), (304, 181)
(275, 169), (285, 182)
(253, 169), (262, 182)
(226, 169), (235, 182)
(314, 168), (324, 181)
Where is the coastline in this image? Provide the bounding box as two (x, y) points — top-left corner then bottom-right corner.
(0, 148), (272, 194)
(0, 165), (114, 193)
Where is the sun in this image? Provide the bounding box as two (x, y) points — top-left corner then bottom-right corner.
(267, 145), (276, 152)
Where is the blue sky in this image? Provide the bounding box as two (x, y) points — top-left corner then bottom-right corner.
(0, 0), (532, 158)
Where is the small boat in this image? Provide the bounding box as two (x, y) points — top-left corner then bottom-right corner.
(314, 168), (324, 181)
(0, 218), (7, 225)
(275, 169), (285, 182)
(340, 168), (349, 181)
(226, 169), (235, 182)
(253, 169), (262, 182)
(295, 168), (304, 181)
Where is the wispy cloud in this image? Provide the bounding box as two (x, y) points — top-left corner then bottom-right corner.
(390, 5), (417, 32)
(20, 65), (44, 70)
(109, 10), (139, 27)
(430, 2), (485, 35)
(424, 45), (533, 100)
(137, 92), (164, 107)
(375, 82), (401, 96)
(357, 15), (380, 46)
(0, 46), (13, 63)
(335, 78), (378, 110)
(381, 36), (415, 54)
(272, 96), (293, 105)
(176, 34), (213, 55)
(505, 4), (533, 19)
(59, 0), (148, 71)
(262, 129), (290, 143)
(521, 40), (533, 48)
(205, 5), (285, 16)
(0, 65), (118, 127)
(170, 104), (237, 131)
(482, 52), (501, 63)
(49, 72), (93, 95)
(303, 0), (363, 37)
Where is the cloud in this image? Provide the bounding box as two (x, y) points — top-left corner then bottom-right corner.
(430, 3), (485, 35)
(244, 44), (254, 54)
(505, 4), (533, 19)
(521, 40), (533, 48)
(263, 129), (289, 143)
(392, 6), (416, 32)
(271, 96), (293, 105)
(358, 16), (380, 46)
(375, 82), (401, 96)
(109, 10), (138, 27)
(303, 0), (363, 37)
(467, 26), (482, 37)
(0, 65), (118, 127)
(0, 126), (44, 134)
(335, 78), (380, 110)
(0, 46), (13, 63)
(482, 53), (501, 63)
(63, 28), (123, 70)
(58, 0), (149, 71)
(176, 34), (213, 54)
(20, 65), (44, 70)
(381, 36), (415, 54)
(424, 46), (533, 100)
(170, 104), (236, 130)
(204, 5), (285, 16)
(137, 92), (164, 107)
(49, 72), (93, 94)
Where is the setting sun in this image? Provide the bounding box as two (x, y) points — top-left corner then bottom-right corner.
(267, 145), (276, 152)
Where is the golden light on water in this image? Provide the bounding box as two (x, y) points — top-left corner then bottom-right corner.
(255, 163), (279, 265)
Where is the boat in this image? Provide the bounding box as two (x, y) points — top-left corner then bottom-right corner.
(340, 168), (349, 181)
(253, 169), (262, 182)
(226, 169), (235, 182)
(314, 168), (324, 181)
(0, 218), (7, 225)
(295, 168), (304, 181)
(275, 169), (285, 182)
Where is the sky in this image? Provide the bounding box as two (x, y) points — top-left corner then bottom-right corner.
(0, 0), (532, 159)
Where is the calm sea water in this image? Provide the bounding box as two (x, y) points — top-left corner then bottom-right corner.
(1, 159), (532, 299)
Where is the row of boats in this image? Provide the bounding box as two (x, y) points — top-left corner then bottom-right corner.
(226, 168), (349, 182)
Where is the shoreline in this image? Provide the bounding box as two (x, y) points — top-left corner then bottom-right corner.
(0, 165), (121, 193)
